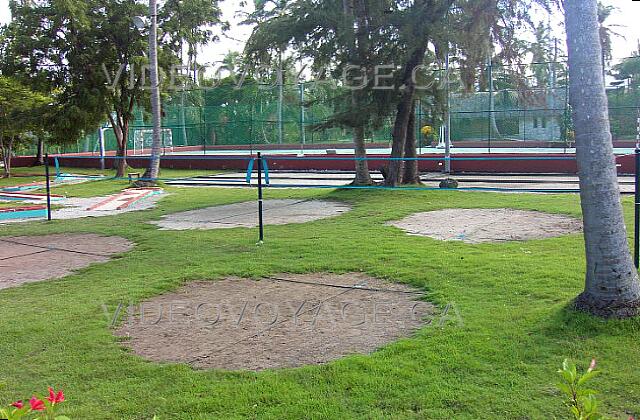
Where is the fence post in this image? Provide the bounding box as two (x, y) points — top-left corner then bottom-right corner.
(635, 147), (639, 269)
(45, 153), (52, 221)
(257, 152), (264, 243)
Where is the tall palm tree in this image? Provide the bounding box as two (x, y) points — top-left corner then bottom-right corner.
(565, 0), (640, 318)
(143, 0), (163, 182)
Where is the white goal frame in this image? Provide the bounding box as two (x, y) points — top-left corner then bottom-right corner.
(132, 129), (174, 155)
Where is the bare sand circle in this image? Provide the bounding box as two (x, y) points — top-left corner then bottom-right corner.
(388, 208), (582, 244)
(151, 199), (351, 230)
(0, 234), (133, 289)
(116, 273), (433, 371)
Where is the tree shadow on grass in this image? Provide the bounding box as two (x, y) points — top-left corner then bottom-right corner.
(538, 301), (640, 343)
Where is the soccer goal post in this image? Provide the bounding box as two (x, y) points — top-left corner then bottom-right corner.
(132, 129), (174, 155)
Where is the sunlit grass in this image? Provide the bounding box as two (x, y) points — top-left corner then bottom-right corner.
(0, 178), (638, 419)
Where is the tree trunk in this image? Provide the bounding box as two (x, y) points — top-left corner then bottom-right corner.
(385, 96), (410, 186)
(565, 0), (640, 318)
(1, 136), (14, 178)
(487, 59), (503, 141)
(34, 138), (45, 166)
(489, 93), (503, 140)
(112, 124), (128, 178)
(385, 47), (426, 187)
(352, 124), (374, 185)
(402, 106), (421, 184)
(142, 0), (163, 183)
(348, 0), (373, 186)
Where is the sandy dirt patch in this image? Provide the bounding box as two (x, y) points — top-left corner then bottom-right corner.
(0, 234), (133, 289)
(116, 273), (433, 371)
(388, 208), (582, 243)
(151, 199), (350, 230)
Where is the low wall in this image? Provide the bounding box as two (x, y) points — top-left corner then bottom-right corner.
(13, 151), (636, 175)
(44, 153), (619, 174)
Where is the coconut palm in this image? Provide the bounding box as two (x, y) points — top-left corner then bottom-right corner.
(565, 0), (640, 317)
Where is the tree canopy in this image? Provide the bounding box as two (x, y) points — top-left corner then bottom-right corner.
(0, 75), (51, 176)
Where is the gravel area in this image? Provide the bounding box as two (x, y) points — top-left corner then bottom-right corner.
(151, 199), (350, 230)
(388, 208), (582, 243)
(0, 234), (133, 289)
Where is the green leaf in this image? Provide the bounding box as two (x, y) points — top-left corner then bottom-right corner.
(577, 370), (599, 386)
(557, 381), (572, 396)
(570, 405), (580, 418)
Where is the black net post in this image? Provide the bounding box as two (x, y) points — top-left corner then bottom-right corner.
(44, 153), (52, 221)
(257, 152), (264, 243)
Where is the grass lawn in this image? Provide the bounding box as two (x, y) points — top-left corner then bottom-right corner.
(0, 175), (639, 419)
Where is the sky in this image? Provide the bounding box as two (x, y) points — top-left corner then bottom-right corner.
(1, 0), (639, 64)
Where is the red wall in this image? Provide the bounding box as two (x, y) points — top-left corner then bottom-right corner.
(14, 152), (637, 175)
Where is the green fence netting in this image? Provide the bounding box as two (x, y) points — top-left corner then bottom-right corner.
(45, 61), (640, 155)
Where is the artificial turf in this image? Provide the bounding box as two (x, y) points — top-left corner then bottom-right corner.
(0, 170), (638, 419)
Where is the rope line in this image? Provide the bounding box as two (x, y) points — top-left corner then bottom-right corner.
(265, 276), (425, 295)
(0, 238), (116, 259)
(0, 249), (49, 262)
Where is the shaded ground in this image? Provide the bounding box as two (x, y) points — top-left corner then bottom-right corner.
(116, 273), (433, 371)
(151, 199), (351, 230)
(388, 208), (582, 243)
(0, 234), (133, 289)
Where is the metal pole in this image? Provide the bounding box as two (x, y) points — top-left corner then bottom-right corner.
(44, 153), (52, 221)
(257, 152), (264, 243)
(444, 52), (451, 174)
(98, 128), (106, 170)
(636, 108), (640, 149)
(300, 82), (306, 155)
(635, 148), (640, 268)
(277, 52), (284, 145)
(180, 88), (188, 149)
(487, 56), (493, 154)
(418, 99), (423, 154)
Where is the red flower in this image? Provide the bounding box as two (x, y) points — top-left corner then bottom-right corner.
(47, 387), (64, 404)
(10, 400), (24, 409)
(29, 397), (45, 411)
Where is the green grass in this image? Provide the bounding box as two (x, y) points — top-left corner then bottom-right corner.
(0, 179), (639, 419)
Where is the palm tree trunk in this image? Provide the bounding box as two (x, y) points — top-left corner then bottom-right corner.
(143, 0), (163, 182)
(565, 0), (640, 317)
